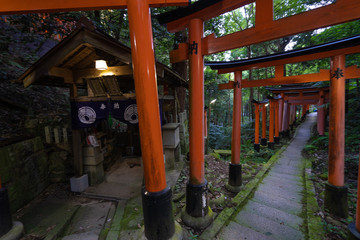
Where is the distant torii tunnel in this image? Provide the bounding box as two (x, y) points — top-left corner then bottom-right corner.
(207, 35), (360, 224)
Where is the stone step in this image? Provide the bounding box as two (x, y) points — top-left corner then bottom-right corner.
(62, 201), (115, 239)
(259, 177), (303, 193)
(242, 200), (303, 231)
(234, 209), (304, 240)
(266, 171), (302, 183)
(256, 183), (303, 204)
(252, 190), (303, 216)
(217, 221), (272, 240)
(17, 200), (80, 240)
(264, 174), (303, 187)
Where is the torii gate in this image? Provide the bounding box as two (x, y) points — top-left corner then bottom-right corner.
(268, 86), (330, 136)
(208, 36), (360, 225)
(0, 1), (189, 239)
(157, 0), (360, 228)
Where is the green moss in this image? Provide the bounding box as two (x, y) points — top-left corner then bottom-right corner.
(210, 152), (221, 160)
(120, 197), (143, 230)
(213, 150), (232, 156)
(303, 158), (325, 240)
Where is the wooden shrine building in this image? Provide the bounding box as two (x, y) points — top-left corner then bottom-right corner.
(14, 17), (188, 186)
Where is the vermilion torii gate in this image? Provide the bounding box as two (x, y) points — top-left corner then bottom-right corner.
(0, 1), (189, 239)
(157, 0), (360, 229)
(207, 37), (360, 227)
(267, 86), (330, 136)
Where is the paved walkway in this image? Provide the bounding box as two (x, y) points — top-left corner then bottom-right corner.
(217, 113), (316, 240)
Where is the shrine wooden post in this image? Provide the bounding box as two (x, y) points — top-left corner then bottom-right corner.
(317, 90), (325, 136)
(261, 104), (267, 145)
(325, 54), (348, 218)
(226, 71), (242, 193)
(181, 18), (213, 229)
(268, 99), (275, 149)
(70, 84), (83, 178)
(254, 102), (261, 152)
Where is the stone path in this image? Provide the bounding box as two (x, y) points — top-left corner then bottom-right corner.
(217, 113), (317, 240)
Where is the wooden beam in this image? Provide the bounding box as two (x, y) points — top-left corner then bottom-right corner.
(48, 67), (74, 83)
(284, 95), (321, 101)
(0, 0), (189, 14)
(170, 0), (360, 63)
(241, 69), (330, 88)
(73, 65), (133, 82)
(218, 81), (236, 90)
(218, 65), (360, 89)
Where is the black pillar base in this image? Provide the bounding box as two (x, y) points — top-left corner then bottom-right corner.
(182, 181), (213, 229)
(324, 183), (348, 218)
(260, 138), (267, 146)
(0, 187), (13, 237)
(268, 142), (275, 150)
(290, 124), (294, 131)
(348, 223), (360, 240)
(229, 163), (242, 186)
(185, 181), (209, 217)
(254, 144), (260, 152)
(274, 137), (280, 144)
(283, 130), (290, 138)
(142, 187), (175, 240)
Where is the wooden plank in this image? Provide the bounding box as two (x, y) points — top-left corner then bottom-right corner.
(170, 0), (360, 63)
(0, 0), (189, 14)
(48, 67), (74, 83)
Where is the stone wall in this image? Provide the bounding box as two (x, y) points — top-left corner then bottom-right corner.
(0, 137), (49, 212)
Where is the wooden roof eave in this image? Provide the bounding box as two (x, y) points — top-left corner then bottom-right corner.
(16, 28), (86, 87)
(206, 35), (360, 73)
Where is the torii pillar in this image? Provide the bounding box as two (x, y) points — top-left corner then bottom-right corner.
(302, 104), (307, 119)
(282, 101), (290, 137)
(278, 93), (285, 135)
(261, 104), (267, 146)
(181, 18), (213, 229)
(317, 90), (325, 136)
(226, 71), (242, 193)
(254, 102), (261, 152)
(268, 99), (275, 149)
(128, 1), (182, 238)
(325, 54), (348, 218)
(274, 98), (280, 144)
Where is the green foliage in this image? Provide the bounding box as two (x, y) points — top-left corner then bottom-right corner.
(208, 123), (232, 150)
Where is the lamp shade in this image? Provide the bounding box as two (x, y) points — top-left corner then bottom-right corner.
(95, 60), (108, 70)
